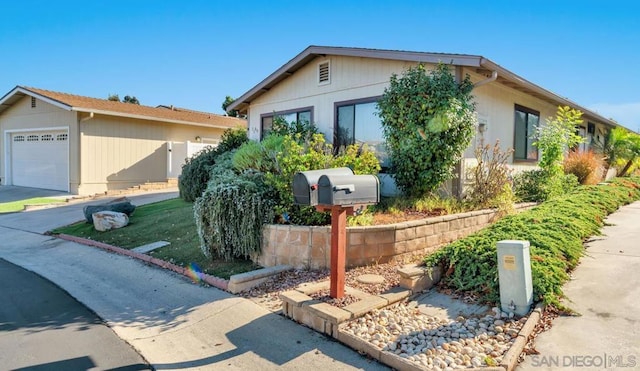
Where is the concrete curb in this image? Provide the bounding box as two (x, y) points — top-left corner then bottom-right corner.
(57, 234), (229, 291)
(500, 302), (544, 371)
(227, 265), (292, 294)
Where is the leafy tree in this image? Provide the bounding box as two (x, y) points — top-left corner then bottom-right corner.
(123, 95), (140, 104)
(526, 106), (584, 200)
(377, 63), (476, 197)
(534, 106), (584, 177)
(107, 94), (140, 104)
(222, 95), (239, 117)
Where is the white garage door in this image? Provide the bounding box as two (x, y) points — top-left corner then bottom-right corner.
(11, 130), (69, 191)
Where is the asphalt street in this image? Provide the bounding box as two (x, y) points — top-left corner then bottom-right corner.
(0, 258), (150, 371)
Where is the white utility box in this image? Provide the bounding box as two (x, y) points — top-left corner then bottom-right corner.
(497, 240), (533, 316)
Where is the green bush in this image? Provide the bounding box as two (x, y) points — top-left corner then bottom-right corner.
(195, 132), (382, 261)
(266, 134), (381, 225)
(179, 127), (248, 202)
(377, 63), (476, 196)
(513, 169), (578, 202)
(270, 116), (319, 141)
(425, 177), (640, 308)
(194, 152), (276, 260)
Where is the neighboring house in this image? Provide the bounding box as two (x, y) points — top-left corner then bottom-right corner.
(0, 86), (246, 194)
(228, 45), (618, 196)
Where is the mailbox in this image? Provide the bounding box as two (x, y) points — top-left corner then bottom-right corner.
(293, 167), (354, 206)
(317, 174), (380, 206)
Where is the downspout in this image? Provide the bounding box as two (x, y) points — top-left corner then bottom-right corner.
(473, 70), (498, 88)
(81, 112), (94, 122)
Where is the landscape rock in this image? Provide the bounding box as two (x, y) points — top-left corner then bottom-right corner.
(93, 211), (129, 231)
(84, 200), (136, 223)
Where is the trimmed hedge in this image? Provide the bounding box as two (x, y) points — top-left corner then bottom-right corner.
(425, 177), (640, 307)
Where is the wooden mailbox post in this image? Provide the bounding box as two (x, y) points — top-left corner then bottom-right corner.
(315, 205), (355, 299)
(294, 168), (379, 299)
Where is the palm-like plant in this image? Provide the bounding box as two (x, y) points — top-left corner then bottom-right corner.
(619, 134), (640, 176)
(603, 127), (640, 176)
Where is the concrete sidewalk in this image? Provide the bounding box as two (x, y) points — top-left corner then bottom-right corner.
(0, 192), (387, 370)
(519, 201), (640, 370)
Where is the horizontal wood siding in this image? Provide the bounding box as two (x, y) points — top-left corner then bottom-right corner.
(78, 114), (225, 194)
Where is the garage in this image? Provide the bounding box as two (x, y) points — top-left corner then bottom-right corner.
(10, 130), (69, 191)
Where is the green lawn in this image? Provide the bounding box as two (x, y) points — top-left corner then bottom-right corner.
(0, 198), (64, 213)
(51, 198), (259, 279)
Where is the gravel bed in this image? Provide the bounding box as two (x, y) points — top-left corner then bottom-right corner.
(309, 289), (360, 307)
(239, 261), (407, 311)
(342, 304), (526, 369)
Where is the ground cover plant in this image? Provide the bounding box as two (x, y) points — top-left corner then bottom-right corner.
(51, 198), (257, 279)
(424, 177), (640, 309)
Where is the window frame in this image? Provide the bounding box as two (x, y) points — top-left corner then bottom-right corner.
(333, 96), (388, 169)
(513, 104), (540, 162)
(260, 106), (314, 140)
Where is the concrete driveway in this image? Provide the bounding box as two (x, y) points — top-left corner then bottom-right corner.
(0, 185), (72, 203)
(0, 190), (387, 370)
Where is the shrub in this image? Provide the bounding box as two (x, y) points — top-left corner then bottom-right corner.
(267, 133), (381, 225)
(563, 150), (604, 185)
(513, 169), (579, 202)
(377, 63), (476, 197)
(425, 176), (640, 308)
(232, 135), (283, 173)
(534, 106), (584, 177)
(179, 127), (248, 202)
(194, 152), (276, 260)
(465, 140), (514, 211)
(270, 116), (319, 141)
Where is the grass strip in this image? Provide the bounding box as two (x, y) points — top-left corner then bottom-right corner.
(51, 198), (258, 279)
(0, 197), (63, 213)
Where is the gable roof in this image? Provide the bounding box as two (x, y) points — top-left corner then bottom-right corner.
(228, 45), (618, 127)
(0, 86), (246, 129)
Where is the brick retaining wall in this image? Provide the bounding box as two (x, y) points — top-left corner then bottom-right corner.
(258, 203), (536, 269)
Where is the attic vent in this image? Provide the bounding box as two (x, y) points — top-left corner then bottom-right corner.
(31, 97), (36, 108)
(318, 61), (330, 85)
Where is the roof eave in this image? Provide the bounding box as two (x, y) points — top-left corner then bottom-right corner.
(73, 107), (241, 129)
(0, 86), (73, 114)
(479, 59), (620, 128)
(228, 46), (484, 112)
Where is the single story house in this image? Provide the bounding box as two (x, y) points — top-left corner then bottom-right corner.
(228, 45), (618, 196)
(0, 86), (246, 194)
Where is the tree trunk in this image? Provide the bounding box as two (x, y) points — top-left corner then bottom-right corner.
(619, 160), (634, 177)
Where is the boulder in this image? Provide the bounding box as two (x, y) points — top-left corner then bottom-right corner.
(84, 201), (136, 223)
(93, 211), (129, 232)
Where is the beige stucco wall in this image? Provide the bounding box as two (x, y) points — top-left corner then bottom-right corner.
(0, 96), (79, 190)
(78, 113), (226, 194)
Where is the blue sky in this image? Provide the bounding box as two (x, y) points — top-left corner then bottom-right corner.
(1, 1), (638, 131)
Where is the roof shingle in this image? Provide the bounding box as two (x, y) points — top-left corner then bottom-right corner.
(22, 86), (246, 129)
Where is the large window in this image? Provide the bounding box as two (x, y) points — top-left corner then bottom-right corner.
(514, 105), (540, 161)
(260, 107), (312, 139)
(335, 97), (388, 168)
